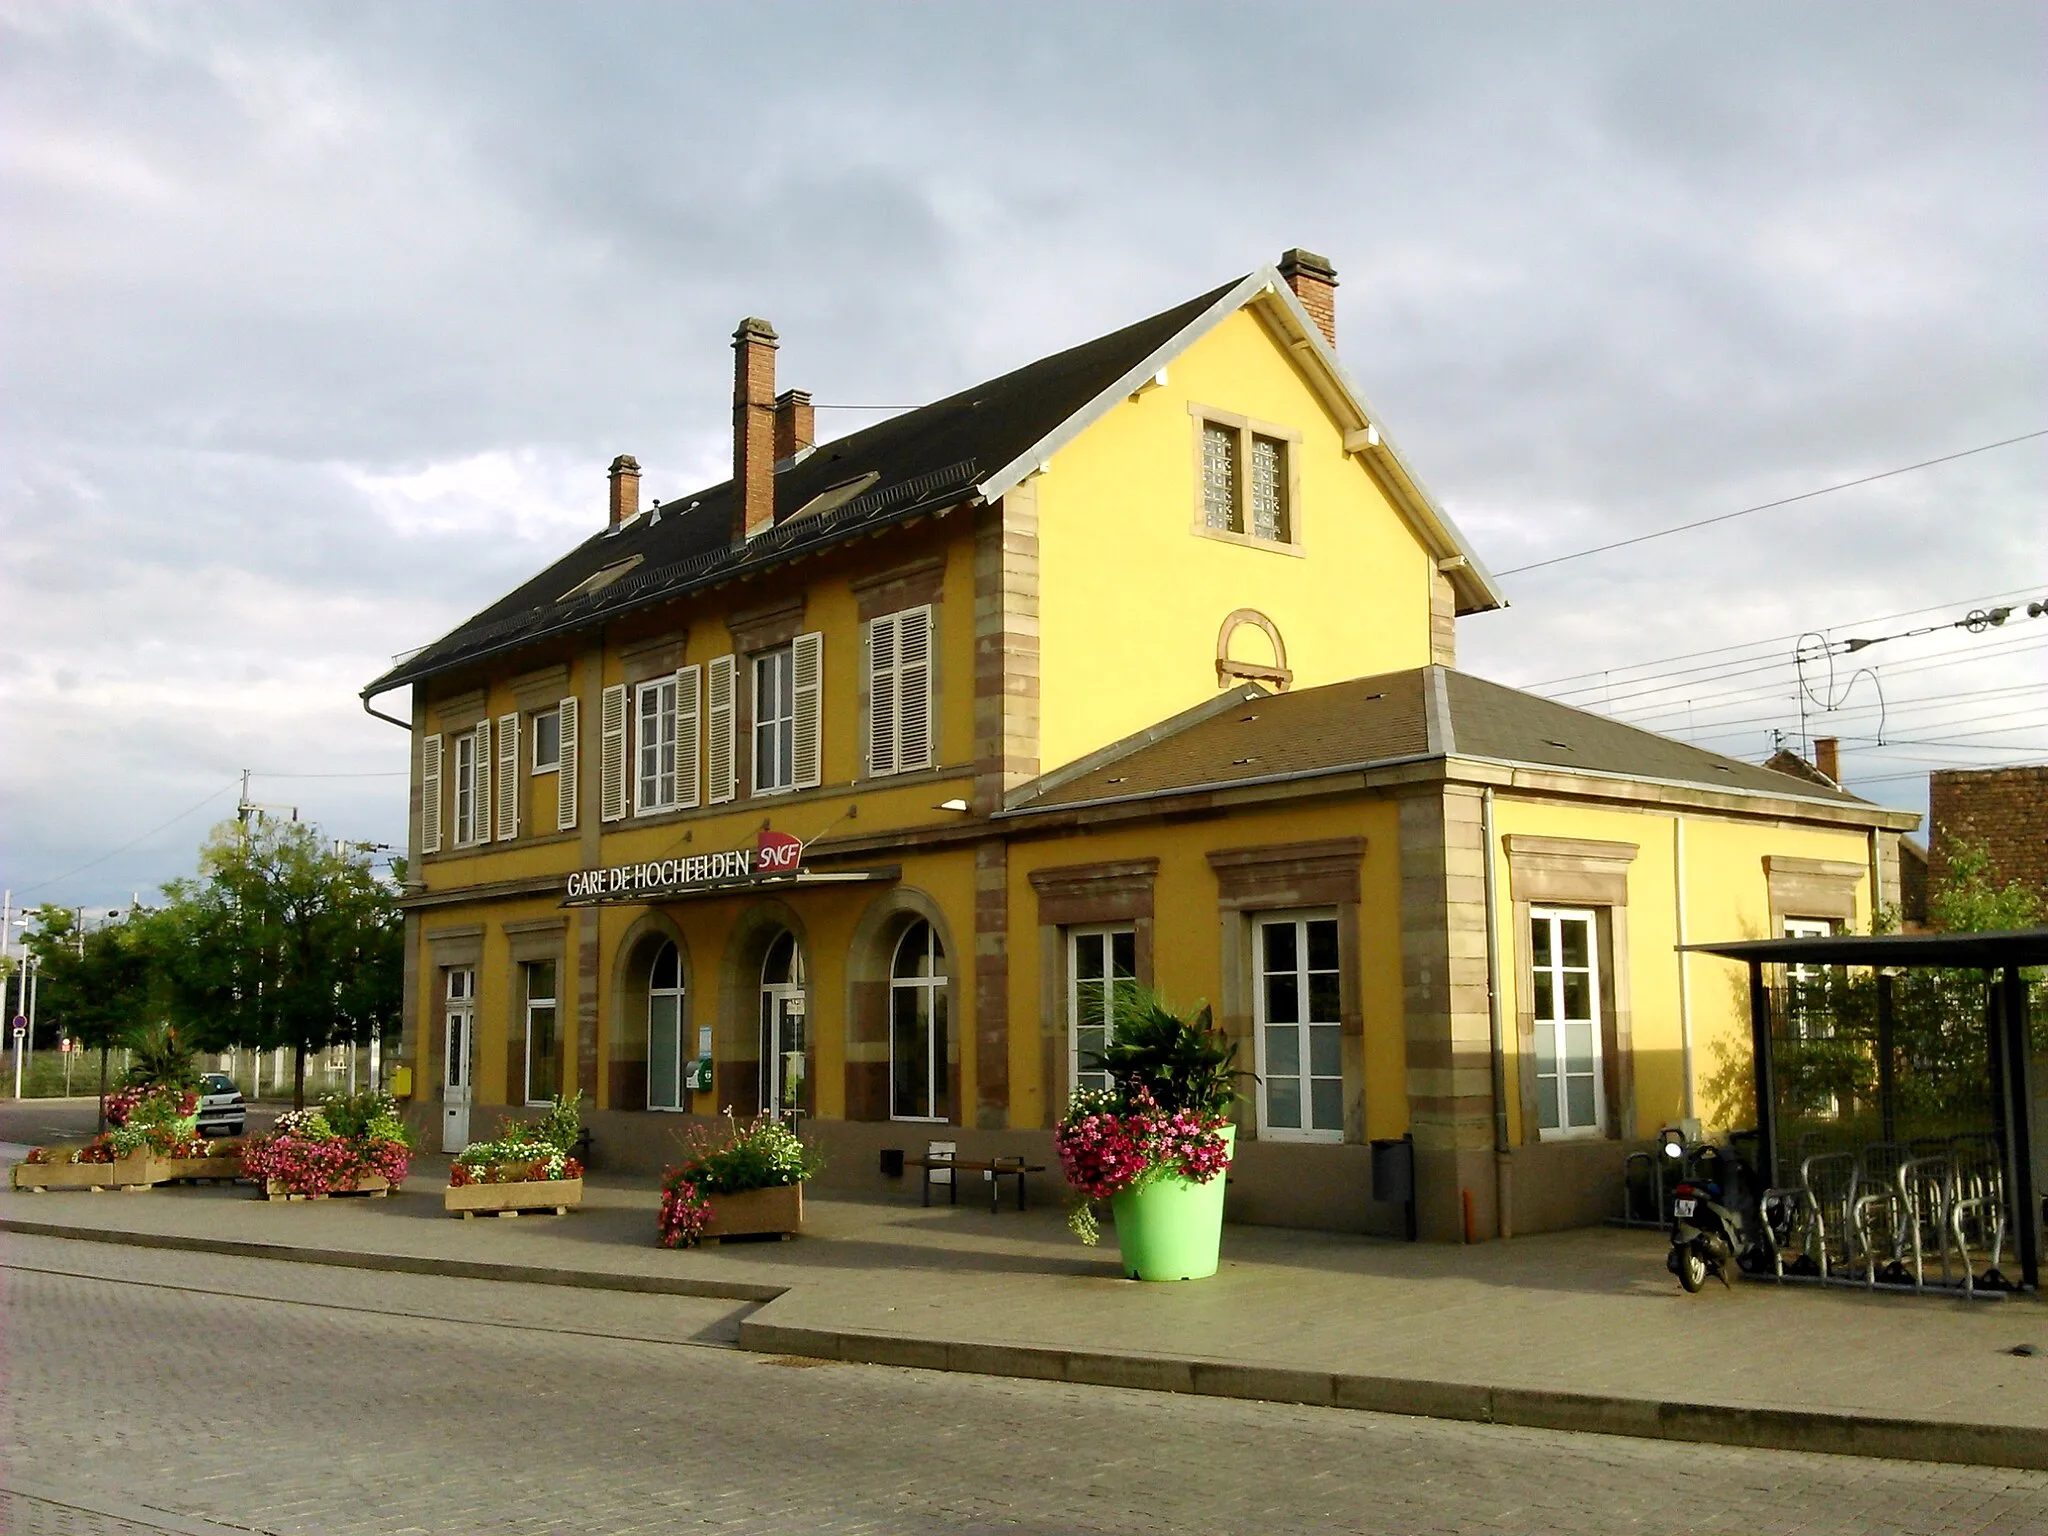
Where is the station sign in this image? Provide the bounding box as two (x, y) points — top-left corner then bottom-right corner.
(564, 829), (805, 903)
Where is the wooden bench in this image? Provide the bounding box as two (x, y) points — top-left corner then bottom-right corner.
(906, 1143), (1048, 1213)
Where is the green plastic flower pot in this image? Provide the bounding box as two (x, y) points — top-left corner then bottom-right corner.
(1110, 1127), (1234, 1281)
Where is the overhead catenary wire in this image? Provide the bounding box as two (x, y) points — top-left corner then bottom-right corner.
(1495, 430), (2048, 577)
(1520, 582), (2047, 691)
(1625, 685), (2048, 745)
(1585, 631), (2048, 721)
(1542, 600), (2048, 706)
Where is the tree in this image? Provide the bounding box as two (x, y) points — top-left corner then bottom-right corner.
(1928, 836), (2045, 935)
(25, 905), (162, 1130)
(158, 819), (403, 1109)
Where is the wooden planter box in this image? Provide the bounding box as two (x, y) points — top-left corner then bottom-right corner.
(445, 1175), (583, 1219)
(702, 1183), (804, 1240)
(12, 1154), (153, 1193)
(149, 1152), (246, 1184)
(264, 1173), (391, 1202)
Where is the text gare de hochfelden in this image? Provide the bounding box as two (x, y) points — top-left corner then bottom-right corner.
(563, 841), (801, 901)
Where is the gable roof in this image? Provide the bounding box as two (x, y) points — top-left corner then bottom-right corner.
(364, 267), (1503, 703)
(1005, 666), (1901, 819)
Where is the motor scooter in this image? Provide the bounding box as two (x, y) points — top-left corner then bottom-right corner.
(1662, 1137), (1754, 1293)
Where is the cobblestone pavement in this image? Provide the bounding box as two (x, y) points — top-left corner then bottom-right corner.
(5, 1236), (2047, 1536)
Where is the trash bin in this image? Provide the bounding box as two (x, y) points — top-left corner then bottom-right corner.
(1371, 1133), (1417, 1241)
(879, 1147), (905, 1179)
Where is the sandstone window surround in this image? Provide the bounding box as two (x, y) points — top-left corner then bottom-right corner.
(1763, 855), (1864, 929)
(503, 919), (567, 1110)
(1028, 859), (1159, 1105)
(422, 925), (484, 1104)
(1189, 404), (1305, 555)
(1207, 838), (1366, 1141)
(1503, 834), (1637, 1144)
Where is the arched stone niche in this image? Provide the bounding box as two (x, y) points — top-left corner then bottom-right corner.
(1216, 608), (1292, 690)
(608, 910), (689, 1112)
(842, 887), (962, 1124)
(717, 899), (813, 1118)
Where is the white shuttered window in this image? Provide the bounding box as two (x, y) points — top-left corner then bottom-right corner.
(475, 718), (492, 844)
(453, 723), (488, 847)
(791, 630), (823, 791)
(675, 665), (702, 809)
(495, 713), (518, 840)
(555, 696), (579, 831)
(419, 733), (444, 855)
(635, 677), (678, 813)
(868, 606), (933, 777)
(706, 655), (737, 805)
(598, 684), (629, 823)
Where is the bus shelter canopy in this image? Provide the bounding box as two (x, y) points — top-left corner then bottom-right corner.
(1681, 927), (2048, 969)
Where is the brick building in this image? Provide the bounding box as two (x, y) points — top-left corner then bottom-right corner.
(1927, 765), (2048, 900)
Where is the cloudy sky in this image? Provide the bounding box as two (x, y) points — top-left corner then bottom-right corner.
(2, 2), (2042, 912)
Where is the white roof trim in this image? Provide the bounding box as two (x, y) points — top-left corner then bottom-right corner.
(974, 266), (1506, 614)
(975, 273), (1267, 506)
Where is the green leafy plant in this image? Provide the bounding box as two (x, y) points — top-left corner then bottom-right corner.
(1088, 988), (1243, 1118)
(320, 1090), (412, 1149)
(669, 1113), (818, 1196)
(122, 1024), (202, 1090)
(450, 1094), (584, 1184)
(531, 1091), (583, 1154)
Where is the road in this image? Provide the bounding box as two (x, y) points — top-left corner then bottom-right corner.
(3, 1234), (2044, 1536)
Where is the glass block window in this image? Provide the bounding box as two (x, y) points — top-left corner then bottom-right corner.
(1250, 435), (1287, 542)
(1201, 424), (1237, 531)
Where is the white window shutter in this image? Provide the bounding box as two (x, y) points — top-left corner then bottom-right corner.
(419, 733), (443, 855)
(495, 712), (519, 840)
(473, 717), (492, 844)
(676, 665), (702, 809)
(707, 654), (737, 805)
(791, 631), (823, 791)
(555, 696), (579, 831)
(599, 684), (628, 823)
(867, 613), (899, 777)
(897, 605), (933, 772)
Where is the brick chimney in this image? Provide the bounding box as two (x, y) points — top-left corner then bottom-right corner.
(732, 318), (779, 542)
(1814, 736), (1840, 785)
(607, 454), (641, 528)
(773, 388), (814, 463)
(1278, 248), (1338, 348)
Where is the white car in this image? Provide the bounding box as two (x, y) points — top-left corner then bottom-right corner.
(196, 1072), (247, 1138)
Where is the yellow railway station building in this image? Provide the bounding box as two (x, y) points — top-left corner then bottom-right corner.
(364, 252), (1917, 1240)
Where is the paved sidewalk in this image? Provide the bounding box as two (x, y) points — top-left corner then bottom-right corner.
(4, 1152), (2044, 1469)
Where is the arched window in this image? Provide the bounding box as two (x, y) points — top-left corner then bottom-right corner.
(890, 920), (948, 1121)
(759, 930), (807, 1119)
(647, 940), (686, 1110)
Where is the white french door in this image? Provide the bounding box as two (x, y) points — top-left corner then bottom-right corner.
(1254, 912), (1344, 1141)
(1068, 925), (1136, 1096)
(1531, 907), (1603, 1138)
(441, 968), (475, 1154)
(647, 941), (686, 1110)
(758, 931), (807, 1120)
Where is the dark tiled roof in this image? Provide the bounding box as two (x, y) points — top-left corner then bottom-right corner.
(1007, 667), (1870, 813)
(365, 279), (1242, 697)
(1442, 671), (1862, 799)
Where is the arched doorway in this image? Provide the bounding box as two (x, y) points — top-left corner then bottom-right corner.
(759, 930), (808, 1120)
(646, 940), (688, 1110)
(890, 920), (949, 1122)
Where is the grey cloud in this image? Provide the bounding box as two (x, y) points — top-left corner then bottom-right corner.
(2, 0), (2041, 901)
